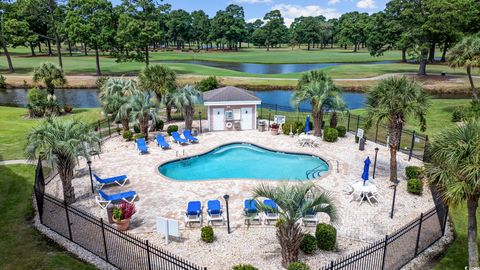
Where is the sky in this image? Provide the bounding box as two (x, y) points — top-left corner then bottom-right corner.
(111, 0), (388, 25)
(112, 0), (388, 26)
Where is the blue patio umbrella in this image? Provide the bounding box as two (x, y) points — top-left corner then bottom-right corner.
(362, 157), (371, 185)
(305, 115), (310, 133)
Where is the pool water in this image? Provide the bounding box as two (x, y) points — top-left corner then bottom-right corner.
(158, 143), (329, 181)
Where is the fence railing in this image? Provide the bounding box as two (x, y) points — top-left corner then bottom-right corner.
(319, 196), (448, 270)
(34, 160), (206, 270)
(255, 102), (429, 161)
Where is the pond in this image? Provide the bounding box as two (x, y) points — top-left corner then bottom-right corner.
(158, 60), (397, 74)
(0, 88), (468, 111)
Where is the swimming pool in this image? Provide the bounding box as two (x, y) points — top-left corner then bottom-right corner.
(158, 143), (329, 181)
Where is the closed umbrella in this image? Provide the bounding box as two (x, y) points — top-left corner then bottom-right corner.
(305, 115), (310, 134)
(362, 157), (371, 186)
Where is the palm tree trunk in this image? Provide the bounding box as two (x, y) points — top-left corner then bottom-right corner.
(184, 106), (194, 130)
(141, 113), (149, 139)
(467, 66), (478, 102)
(388, 121), (399, 182)
(57, 157), (75, 204)
(47, 0), (63, 70)
(312, 107), (323, 136)
(277, 223), (302, 267)
(329, 112), (338, 128)
(467, 197), (479, 267)
(166, 105), (172, 122)
(418, 48), (429, 75)
(121, 118), (129, 131)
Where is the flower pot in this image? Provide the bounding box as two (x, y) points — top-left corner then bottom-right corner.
(113, 217), (131, 231)
(271, 128), (279, 135)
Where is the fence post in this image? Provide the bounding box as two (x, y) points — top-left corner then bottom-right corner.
(347, 112), (351, 131)
(146, 240), (152, 270)
(408, 131), (416, 161)
(107, 117), (111, 137)
(97, 120), (101, 137)
(375, 123), (379, 143)
(381, 235), (389, 270)
(297, 110), (299, 122)
(422, 135), (430, 162)
(100, 218), (109, 263)
(64, 201), (73, 240)
(356, 115), (360, 131)
(330, 260), (334, 270)
(260, 103), (263, 119)
(414, 212), (424, 256)
(442, 207), (449, 236)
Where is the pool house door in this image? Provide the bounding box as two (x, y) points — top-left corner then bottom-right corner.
(240, 107), (253, 130)
(213, 108), (225, 131)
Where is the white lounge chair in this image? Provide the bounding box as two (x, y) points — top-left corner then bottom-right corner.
(95, 190), (137, 209)
(206, 200), (225, 225)
(185, 201), (202, 227)
(244, 199), (262, 225)
(263, 199), (279, 225)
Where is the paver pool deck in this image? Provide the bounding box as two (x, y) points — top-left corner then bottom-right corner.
(45, 126), (434, 269)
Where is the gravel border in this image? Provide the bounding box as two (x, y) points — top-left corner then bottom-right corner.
(31, 194), (117, 270)
(401, 217), (455, 270)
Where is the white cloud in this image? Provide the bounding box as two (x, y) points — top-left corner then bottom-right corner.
(246, 18), (263, 23)
(328, 0), (341, 5)
(356, 0), (376, 9)
(271, 4), (340, 26)
(233, 0), (272, 3)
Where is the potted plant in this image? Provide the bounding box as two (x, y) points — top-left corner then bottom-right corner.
(270, 123), (280, 135)
(112, 202), (136, 231)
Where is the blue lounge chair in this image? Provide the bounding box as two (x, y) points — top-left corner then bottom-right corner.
(171, 132), (188, 145)
(183, 130), (199, 143)
(263, 199), (279, 225)
(207, 200), (224, 225)
(95, 190), (137, 209)
(136, 138), (149, 154)
(185, 201), (202, 226)
(244, 199), (261, 225)
(155, 134), (170, 149)
(93, 173), (128, 190)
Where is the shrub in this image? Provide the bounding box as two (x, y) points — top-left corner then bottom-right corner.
(122, 130), (133, 141)
(95, 76), (110, 89)
(300, 233), (317, 255)
(133, 124), (141, 133)
(167, 125), (178, 136)
(232, 264), (258, 270)
(323, 127), (339, 142)
(201, 226), (214, 243)
(287, 262), (310, 270)
(315, 223), (336, 251)
(407, 178), (423, 195)
(197, 76), (219, 92)
(63, 104), (73, 113)
(116, 127), (122, 134)
(451, 107), (464, 122)
(336, 126), (347, 137)
(154, 120), (164, 131)
(405, 166), (423, 179)
(133, 133), (145, 141)
(27, 88), (48, 106)
(0, 74), (6, 88)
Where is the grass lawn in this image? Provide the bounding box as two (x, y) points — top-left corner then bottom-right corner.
(2, 48), (478, 79)
(0, 164), (95, 269)
(0, 106), (102, 161)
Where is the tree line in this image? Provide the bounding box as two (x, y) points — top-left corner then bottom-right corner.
(0, 0), (479, 76)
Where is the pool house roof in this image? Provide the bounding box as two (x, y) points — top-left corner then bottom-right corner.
(203, 86), (261, 106)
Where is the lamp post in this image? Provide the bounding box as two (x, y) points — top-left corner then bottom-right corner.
(199, 111), (202, 134)
(373, 147), (379, 179)
(223, 194), (231, 234)
(390, 179), (399, 219)
(87, 160), (94, 193)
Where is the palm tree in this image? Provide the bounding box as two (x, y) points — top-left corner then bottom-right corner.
(447, 35), (480, 102)
(32, 62), (67, 95)
(162, 89), (175, 122)
(327, 95), (347, 128)
(129, 92), (158, 139)
(172, 85), (200, 130)
(99, 78), (139, 131)
(292, 70), (343, 136)
(426, 119), (480, 267)
(26, 117), (100, 204)
(365, 76), (429, 182)
(138, 64), (177, 101)
(253, 182), (336, 267)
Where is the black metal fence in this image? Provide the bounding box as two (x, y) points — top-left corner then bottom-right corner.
(33, 159), (206, 270)
(256, 102), (429, 161)
(319, 195), (448, 270)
